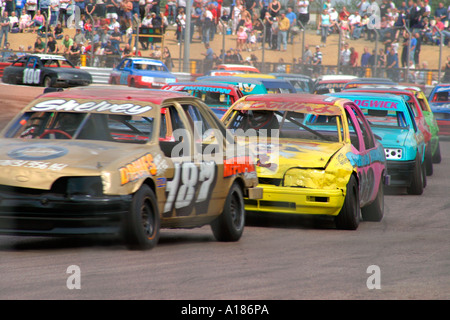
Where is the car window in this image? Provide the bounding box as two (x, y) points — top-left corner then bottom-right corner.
(347, 104), (375, 150)
(159, 106), (191, 157)
(6, 111), (155, 143)
(181, 104), (220, 147)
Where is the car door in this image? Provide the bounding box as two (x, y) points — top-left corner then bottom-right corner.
(345, 103), (381, 206)
(22, 56), (42, 85)
(119, 59), (132, 85)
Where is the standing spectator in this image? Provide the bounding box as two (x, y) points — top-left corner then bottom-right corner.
(245, 0), (256, 17)
(340, 42), (351, 73)
(263, 11), (273, 49)
(302, 43), (312, 64)
(360, 46), (371, 76)
(268, 0), (280, 18)
(312, 45), (322, 77)
(413, 32), (421, 65)
(163, 46), (173, 71)
(297, 0), (309, 28)
(15, 0), (26, 18)
(49, 0), (60, 27)
(105, 0), (119, 20)
(0, 12), (10, 48)
(350, 47), (359, 75)
(167, 0), (176, 24)
(39, 0), (51, 22)
(4, 0), (14, 15)
(86, 0), (97, 18)
(236, 25), (247, 50)
(376, 48), (386, 77)
(318, 8), (330, 46)
(96, 0), (106, 18)
(386, 46), (399, 81)
(277, 11), (289, 51)
(59, 0), (71, 27)
(74, 0), (86, 16)
(435, 2), (447, 22)
(25, 0), (38, 17)
(201, 42), (214, 73)
(286, 7), (296, 44)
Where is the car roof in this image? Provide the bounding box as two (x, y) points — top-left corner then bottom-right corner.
(196, 75), (264, 84)
(122, 57), (165, 65)
(26, 53), (67, 60)
(344, 87), (414, 95)
(215, 64), (259, 71)
(270, 73), (312, 80)
(328, 91), (408, 107)
(40, 86), (192, 105)
(316, 75), (358, 81)
(165, 81), (238, 89)
(233, 93), (343, 115)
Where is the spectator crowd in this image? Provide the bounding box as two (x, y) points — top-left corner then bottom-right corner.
(0, 0), (448, 79)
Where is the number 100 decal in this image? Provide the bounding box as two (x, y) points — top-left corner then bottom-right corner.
(163, 161), (217, 217)
(23, 68), (41, 84)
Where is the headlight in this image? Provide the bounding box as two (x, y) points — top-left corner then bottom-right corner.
(140, 76), (154, 83)
(52, 176), (104, 196)
(166, 78), (176, 83)
(384, 148), (403, 160)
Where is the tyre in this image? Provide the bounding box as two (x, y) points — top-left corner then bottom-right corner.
(407, 156), (424, 195)
(425, 145), (433, 176)
(432, 142), (442, 164)
(43, 76), (52, 87)
(335, 175), (360, 230)
(211, 182), (245, 242)
(123, 185), (160, 250)
(361, 179), (384, 222)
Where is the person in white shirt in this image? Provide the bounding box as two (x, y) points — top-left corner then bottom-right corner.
(297, 0), (309, 27)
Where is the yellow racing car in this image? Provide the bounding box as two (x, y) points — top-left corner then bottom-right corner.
(222, 93), (388, 230)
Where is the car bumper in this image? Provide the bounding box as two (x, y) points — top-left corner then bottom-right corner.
(385, 160), (416, 187)
(244, 184), (345, 216)
(55, 79), (92, 87)
(0, 192), (131, 236)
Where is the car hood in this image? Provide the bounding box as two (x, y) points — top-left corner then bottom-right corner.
(0, 139), (154, 190)
(250, 138), (344, 178)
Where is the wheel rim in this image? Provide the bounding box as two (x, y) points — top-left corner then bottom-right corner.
(230, 192), (244, 230)
(141, 198), (156, 240)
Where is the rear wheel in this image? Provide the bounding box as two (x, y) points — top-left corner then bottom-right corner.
(361, 179), (384, 222)
(123, 185), (160, 250)
(433, 142), (442, 164)
(211, 182), (245, 242)
(335, 175), (360, 230)
(425, 145), (433, 176)
(407, 156), (424, 195)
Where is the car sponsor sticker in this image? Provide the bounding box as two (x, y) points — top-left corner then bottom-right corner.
(8, 145), (68, 160)
(119, 153), (158, 185)
(31, 99), (154, 115)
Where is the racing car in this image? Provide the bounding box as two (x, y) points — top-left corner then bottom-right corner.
(0, 86), (262, 250)
(1, 54), (92, 88)
(222, 94), (387, 230)
(109, 57), (177, 88)
(342, 85), (439, 174)
(162, 81), (243, 117)
(428, 84), (450, 136)
(329, 92), (427, 195)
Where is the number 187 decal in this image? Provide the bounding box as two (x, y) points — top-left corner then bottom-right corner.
(163, 161), (217, 217)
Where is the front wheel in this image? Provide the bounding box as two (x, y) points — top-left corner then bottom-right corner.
(211, 182), (245, 242)
(43, 76), (53, 87)
(335, 175), (360, 230)
(123, 185), (160, 250)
